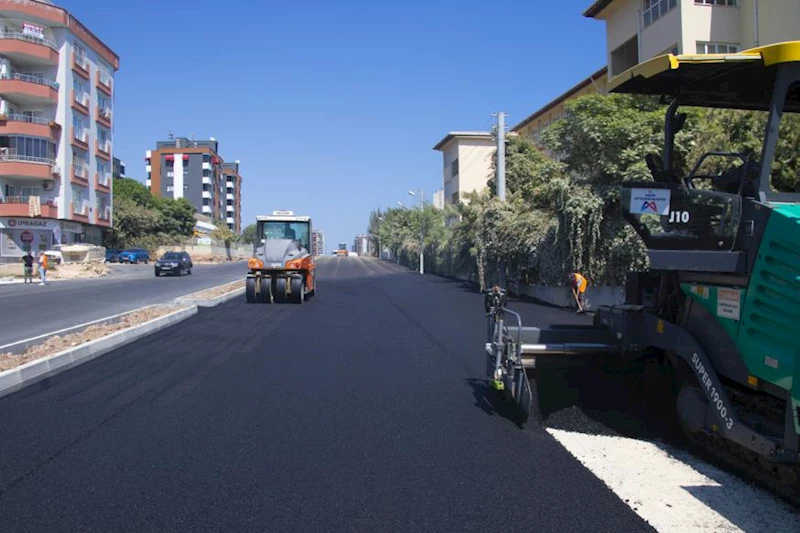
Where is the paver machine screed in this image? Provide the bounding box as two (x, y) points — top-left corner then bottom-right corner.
(486, 41), (800, 502)
(246, 210), (316, 304)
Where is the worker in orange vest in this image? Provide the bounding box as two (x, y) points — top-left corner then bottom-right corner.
(570, 272), (587, 313)
(37, 251), (49, 285)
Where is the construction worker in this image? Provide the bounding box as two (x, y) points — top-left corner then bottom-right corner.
(570, 272), (587, 313)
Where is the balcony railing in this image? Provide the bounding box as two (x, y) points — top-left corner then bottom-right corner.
(97, 172), (111, 187)
(98, 69), (111, 88)
(97, 206), (111, 220)
(97, 107), (112, 122)
(3, 113), (50, 125)
(0, 149), (56, 166)
(72, 201), (89, 216)
(73, 49), (89, 71)
(0, 72), (59, 90)
(1, 195), (57, 206)
(73, 90), (89, 107)
(97, 140), (110, 153)
(72, 128), (88, 145)
(0, 31), (58, 51)
(73, 163), (88, 179)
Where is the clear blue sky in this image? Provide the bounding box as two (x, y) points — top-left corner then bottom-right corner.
(62, 0), (606, 251)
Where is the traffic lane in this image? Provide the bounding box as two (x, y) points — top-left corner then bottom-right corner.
(0, 261), (246, 346)
(0, 258), (651, 532)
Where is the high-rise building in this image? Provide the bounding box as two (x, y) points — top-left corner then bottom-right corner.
(311, 229), (325, 257)
(112, 156), (125, 179)
(0, 0), (120, 261)
(354, 234), (370, 256)
(433, 189), (444, 209)
(145, 136), (243, 232)
(221, 161), (242, 233)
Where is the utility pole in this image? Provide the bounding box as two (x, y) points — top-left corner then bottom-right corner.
(409, 189), (424, 274)
(494, 112), (506, 201)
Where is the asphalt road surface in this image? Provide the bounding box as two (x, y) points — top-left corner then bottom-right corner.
(0, 257), (653, 532)
(0, 261), (246, 347)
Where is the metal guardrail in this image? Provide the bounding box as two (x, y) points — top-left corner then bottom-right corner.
(98, 69), (111, 87)
(0, 72), (59, 90)
(72, 163), (89, 178)
(73, 49), (89, 70)
(97, 173), (111, 186)
(0, 31), (58, 50)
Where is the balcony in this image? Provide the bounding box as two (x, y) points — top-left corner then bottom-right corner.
(0, 73), (59, 105)
(72, 49), (89, 79)
(226, 193), (234, 200)
(71, 163), (89, 184)
(71, 89), (89, 115)
(96, 68), (112, 95)
(0, 150), (58, 179)
(96, 205), (111, 226)
(95, 139), (110, 160)
(202, 205), (212, 214)
(95, 171), (111, 191)
(226, 217), (234, 224)
(71, 200), (89, 220)
(0, 113), (59, 140)
(0, 195), (58, 218)
(71, 126), (89, 149)
(0, 31), (59, 66)
(202, 176), (212, 185)
(96, 106), (111, 128)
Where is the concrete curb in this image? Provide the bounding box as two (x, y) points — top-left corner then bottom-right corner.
(174, 286), (245, 307)
(0, 305), (198, 400)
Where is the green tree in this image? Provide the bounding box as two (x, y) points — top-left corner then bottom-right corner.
(152, 196), (195, 237)
(212, 221), (237, 244)
(112, 177), (153, 207)
(241, 223), (257, 246)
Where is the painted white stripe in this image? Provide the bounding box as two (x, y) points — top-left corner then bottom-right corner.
(173, 154), (184, 199)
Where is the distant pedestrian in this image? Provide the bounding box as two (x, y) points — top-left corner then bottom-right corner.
(570, 272), (587, 313)
(22, 250), (34, 284)
(37, 252), (48, 285)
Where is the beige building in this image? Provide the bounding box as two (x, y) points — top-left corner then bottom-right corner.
(512, 67), (608, 140)
(432, 132), (495, 206)
(584, 0), (800, 78)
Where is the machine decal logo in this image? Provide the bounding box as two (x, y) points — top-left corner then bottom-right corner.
(629, 188), (671, 216)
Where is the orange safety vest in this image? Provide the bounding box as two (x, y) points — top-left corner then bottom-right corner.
(40, 254), (48, 270)
(573, 273), (587, 293)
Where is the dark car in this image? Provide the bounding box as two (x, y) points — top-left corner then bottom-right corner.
(154, 251), (193, 277)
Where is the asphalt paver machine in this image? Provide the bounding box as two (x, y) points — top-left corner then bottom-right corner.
(486, 42), (800, 500)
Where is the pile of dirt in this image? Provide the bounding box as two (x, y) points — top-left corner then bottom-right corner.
(0, 305), (185, 372)
(49, 262), (110, 279)
(192, 256), (248, 264)
(182, 280), (245, 300)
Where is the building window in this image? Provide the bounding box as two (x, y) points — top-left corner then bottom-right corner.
(661, 44), (680, 55)
(203, 154), (210, 162)
(697, 42), (739, 54)
(202, 169), (210, 177)
(0, 135), (55, 161)
(167, 185), (174, 192)
(451, 158), (459, 178)
(451, 192), (459, 204)
(643, 0), (677, 28)
(695, 0), (736, 5)
(203, 198), (210, 206)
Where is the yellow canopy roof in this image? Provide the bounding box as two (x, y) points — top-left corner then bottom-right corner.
(608, 41), (800, 112)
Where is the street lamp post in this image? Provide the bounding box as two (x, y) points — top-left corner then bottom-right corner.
(377, 216), (384, 260)
(408, 190), (424, 274)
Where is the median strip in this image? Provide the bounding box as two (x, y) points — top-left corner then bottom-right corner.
(174, 279), (245, 307)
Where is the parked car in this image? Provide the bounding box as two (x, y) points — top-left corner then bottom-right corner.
(105, 248), (122, 263)
(154, 251), (193, 277)
(119, 248), (150, 264)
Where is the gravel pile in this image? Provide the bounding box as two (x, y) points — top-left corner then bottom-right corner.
(544, 405), (620, 437)
(0, 306), (185, 372)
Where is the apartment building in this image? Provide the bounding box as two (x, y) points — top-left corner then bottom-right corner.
(146, 136), (244, 232)
(311, 229), (325, 257)
(112, 156), (124, 179)
(353, 234), (370, 256)
(432, 132), (495, 207)
(0, 0), (119, 262)
(221, 161), (242, 233)
(432, 189), (444, 209)
(585, 0), (800, 78)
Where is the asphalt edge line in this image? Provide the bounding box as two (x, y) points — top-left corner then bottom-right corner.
(0, 304), (162, 355)
(0, 305), (199, 400)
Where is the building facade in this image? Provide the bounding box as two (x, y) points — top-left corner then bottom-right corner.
(585, 0), (800, 78)
(0, 0), (119, 262)
(311, 229), (325, 257)
(432, 132), (495, 207)
(432, 189), (444, 209)
(112, 156), (125, 179)
(353, 234), (370, 256)
(220, 161), (241, 233)
(146, 136), (243, 232)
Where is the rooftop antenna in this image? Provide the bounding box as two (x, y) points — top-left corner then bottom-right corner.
(168, 130), (174, 140)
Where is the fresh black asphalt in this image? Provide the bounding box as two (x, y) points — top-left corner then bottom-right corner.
(0, 257), (654, 532)
(0, 261), (246, 347)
